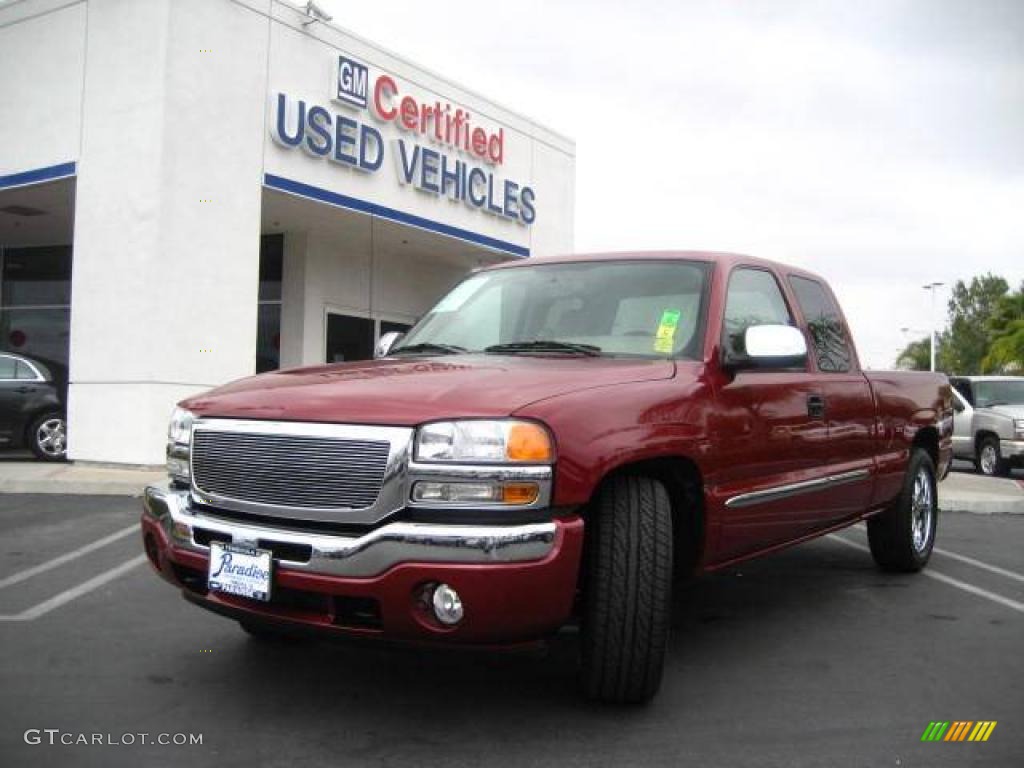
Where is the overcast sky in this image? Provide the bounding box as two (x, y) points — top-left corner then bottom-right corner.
(319, 0), (1023, 368)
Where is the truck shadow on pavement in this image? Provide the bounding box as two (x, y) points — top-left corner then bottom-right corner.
(190, 538), (894, 718)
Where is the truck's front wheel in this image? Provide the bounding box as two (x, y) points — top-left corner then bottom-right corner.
(867, 449), (937, 572)
(580, 475), (673, 704)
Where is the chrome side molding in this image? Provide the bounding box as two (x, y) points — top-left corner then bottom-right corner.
(724, 469), (871, 509)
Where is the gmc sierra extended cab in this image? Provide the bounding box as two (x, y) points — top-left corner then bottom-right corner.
(141, 251), (953, 703)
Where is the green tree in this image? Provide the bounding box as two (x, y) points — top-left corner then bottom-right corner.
(941, 274), (1009, 374)
(982, 282), (1024, 373)
(895, 336), (932, 370)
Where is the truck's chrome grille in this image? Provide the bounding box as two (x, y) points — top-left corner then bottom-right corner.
(191, 430), (391, 510)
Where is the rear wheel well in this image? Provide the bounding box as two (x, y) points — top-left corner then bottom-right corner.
(974, 430), (1000, 454)
(587, 457), (704, 583)
(23, 408), (64, 445)
(966, 430), (999, 466)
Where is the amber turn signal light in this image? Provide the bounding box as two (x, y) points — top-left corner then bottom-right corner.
(506, 422), (554, 462)
(501, 482), (540, 504)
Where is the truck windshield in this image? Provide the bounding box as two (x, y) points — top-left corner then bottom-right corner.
(974, 380), (1024, 407)
(396, 260), (710, 359)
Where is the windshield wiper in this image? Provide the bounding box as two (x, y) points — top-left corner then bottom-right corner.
(484, 340), (603, 357)
(390, 342), (467, 356)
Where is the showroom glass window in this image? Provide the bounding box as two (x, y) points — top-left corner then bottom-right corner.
(0, 245), (72, 366)
(256, 235), (283, 373)
(788, 275), (853, 373)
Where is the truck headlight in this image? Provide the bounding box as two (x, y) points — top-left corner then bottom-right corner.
(166, 407), (195, 484)
(415, 420), (554, 463)
(1015, 419), (1024, 439)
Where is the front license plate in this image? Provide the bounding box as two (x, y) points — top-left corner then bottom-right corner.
(208, 542), (272, 602)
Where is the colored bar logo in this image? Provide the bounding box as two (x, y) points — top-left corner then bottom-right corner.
(921, 721), (997, 742)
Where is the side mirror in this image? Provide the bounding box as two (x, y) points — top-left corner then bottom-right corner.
(725, 324), (807, 371)
(375, 331), (404, 359)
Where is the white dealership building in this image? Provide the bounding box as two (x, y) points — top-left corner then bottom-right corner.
(0, 0), (576, 465)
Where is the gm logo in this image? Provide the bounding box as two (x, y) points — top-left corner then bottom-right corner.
(336, 55), (368, 108)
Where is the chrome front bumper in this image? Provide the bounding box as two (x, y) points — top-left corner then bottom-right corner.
(1001, 439), (1024, 458)
(143, 484), (558, 579)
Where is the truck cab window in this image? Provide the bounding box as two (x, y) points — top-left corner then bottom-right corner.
(951, 378), (974, 406)
(722, 268), (793, 357)
(401, 261), (710, 359)
(788, 275), (853, 373)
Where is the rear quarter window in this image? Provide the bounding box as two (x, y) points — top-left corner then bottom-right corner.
(0, 356), (17, 379)
(789, 276), (853, 373)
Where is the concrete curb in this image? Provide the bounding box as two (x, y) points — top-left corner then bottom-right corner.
(0, 480), (153, 497)
(0, 462), (163, 497)
(939, 470), (1024, 515)
(939, 499), (1024, 515)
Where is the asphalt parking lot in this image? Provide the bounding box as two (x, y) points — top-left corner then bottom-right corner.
(0, 493), (1021, 768)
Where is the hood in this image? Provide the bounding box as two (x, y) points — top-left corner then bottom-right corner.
(182, 354), (676, 425)
(985, 404), (1024, 419)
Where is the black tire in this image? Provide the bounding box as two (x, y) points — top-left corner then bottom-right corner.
(867, 449), (937, 572)
(27, 412), (67, 462)
(580, 475), (673, 704)
(976, 436), (1010, 477)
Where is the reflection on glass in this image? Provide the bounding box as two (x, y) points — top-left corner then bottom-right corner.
(2, 246), (72, 307)
(256, 303), (281, 373)
(0, 308), (72, 366)
(1, 246), (73, 366)
(400, 260), (710, 359)
(259, 234), (283, 302)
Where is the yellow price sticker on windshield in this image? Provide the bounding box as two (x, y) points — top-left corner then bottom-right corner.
(654, 309), (681, 353)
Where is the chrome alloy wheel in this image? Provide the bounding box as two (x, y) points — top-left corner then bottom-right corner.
(35, 417), (67, 459)
(980, 443), (998, 475)
(910, 467), (934, 553)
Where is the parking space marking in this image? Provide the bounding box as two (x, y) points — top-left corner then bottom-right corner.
(0, 524), (138, 591)
(0, 555), (146, 622)
(827, 534), (1024, 615)
(850, 523), (1024, 584)
(931, 545), (1024, 585)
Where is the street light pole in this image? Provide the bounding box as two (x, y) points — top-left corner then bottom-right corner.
(923, 282), (945, 372)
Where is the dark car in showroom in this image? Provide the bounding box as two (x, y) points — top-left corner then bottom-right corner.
(0, 352), (67, 461)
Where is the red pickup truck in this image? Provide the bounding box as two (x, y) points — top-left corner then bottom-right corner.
(141, 251), (953, 703)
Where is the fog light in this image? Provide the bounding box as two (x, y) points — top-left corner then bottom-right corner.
(431, 583), (464, 626)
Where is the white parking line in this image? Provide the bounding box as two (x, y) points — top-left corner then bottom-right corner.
(0, 524), (138, 591)
(931, 546), (1024, 585)
(0, 555), (146, 622)
(826, 534), (1024, 615)
(850, 522), (1024, 584)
